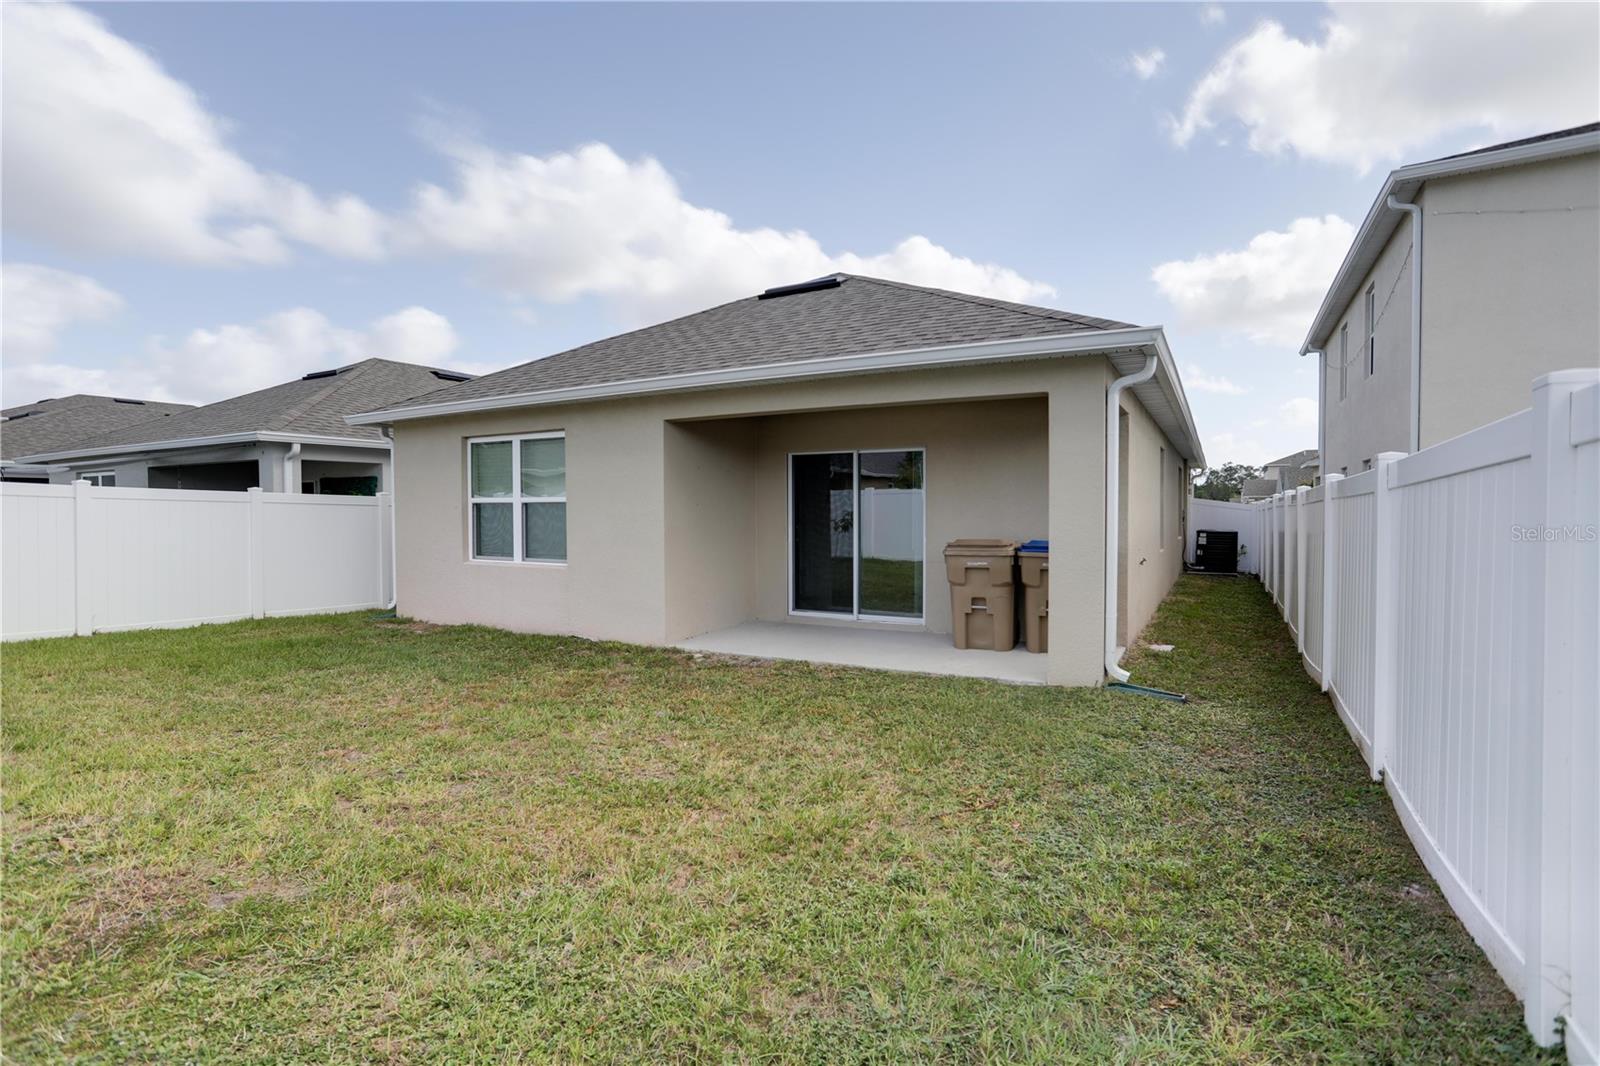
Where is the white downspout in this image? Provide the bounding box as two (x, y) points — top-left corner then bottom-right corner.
(382, 426), (397, 610)
(1308, 347), (1325, 478)
(1386, 195), (1422, 452)
(1105, 353), (1159, 683)
(283, 441), (301, 493)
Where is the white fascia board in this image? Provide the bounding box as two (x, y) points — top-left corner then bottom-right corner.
(349, 325), (1208, 465)
(1299, 129), (1600, 354)
(17, 431), (389, 465)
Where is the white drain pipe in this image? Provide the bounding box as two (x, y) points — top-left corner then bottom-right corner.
(283, 441), (301, 492)
(1105, 353), (1158, 683)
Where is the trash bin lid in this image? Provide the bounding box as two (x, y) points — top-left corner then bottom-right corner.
(943, 538), (1018, 556)
(1018, 539), (1048, 554)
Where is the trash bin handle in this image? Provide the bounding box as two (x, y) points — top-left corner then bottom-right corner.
(964, 560), (990, 568)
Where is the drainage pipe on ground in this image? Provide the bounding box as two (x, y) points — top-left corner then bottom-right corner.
(1105, 353), (1159, 683)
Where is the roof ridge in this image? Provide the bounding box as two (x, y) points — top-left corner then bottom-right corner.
(265, 358), (383, 432)
(840, 274), (1137, 332)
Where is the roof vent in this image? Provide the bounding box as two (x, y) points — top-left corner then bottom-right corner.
(302, 368), (340, 380)
(758, 276), (844, 300)
(111, 397), (146, 405)
(430, 369), (472, 382)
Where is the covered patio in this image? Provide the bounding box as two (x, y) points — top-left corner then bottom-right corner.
(676, 619), (1049, 685)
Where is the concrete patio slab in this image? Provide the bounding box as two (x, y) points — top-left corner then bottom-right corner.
(676, 621), (1048, 685)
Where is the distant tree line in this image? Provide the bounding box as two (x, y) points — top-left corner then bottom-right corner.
(1192, 462), (1263, 501)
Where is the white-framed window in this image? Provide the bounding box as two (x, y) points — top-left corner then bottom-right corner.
(468, 432), (566, 563)
(1339, 324), (1349, 401)
(81, 471), (116, 487)
(1365, 284), (1376, 377)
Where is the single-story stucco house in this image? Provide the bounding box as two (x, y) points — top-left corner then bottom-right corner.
(348, 275), (1204, 686)
(1, 393), (195, 482)
(15, 358), (472, 493)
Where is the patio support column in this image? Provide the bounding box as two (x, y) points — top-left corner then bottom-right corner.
(1046, 361), (1111, 686)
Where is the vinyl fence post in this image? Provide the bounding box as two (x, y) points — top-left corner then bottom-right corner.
(1295, 485), (1309, 651)
(247, 487), (266, 620)
(1320, 473), (1344, 693)
(1368, 451), (1406, 782)
(376, 491), (393, 607)
(72, 479), (93, 636)
(1524, 369), (1599, 1045)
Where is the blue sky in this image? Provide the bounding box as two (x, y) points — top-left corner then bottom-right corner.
(3, 2), (1595, 465)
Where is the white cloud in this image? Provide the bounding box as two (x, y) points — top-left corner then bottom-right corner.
(1277, 395), (1318, 431)
(1183, 363), (1246, 395)
(1129, 47), (1167, 80)
(1151, 214), (1355, 347)
(1, 3), (384, 264)
(403, 138), (1054, 321)
(1, 263), (124, 361)
(2, 306), (479, 407)
(1171, 2), (1599, 173)
(367, 306), (459, 364)
(1200, 4), (1226, 27)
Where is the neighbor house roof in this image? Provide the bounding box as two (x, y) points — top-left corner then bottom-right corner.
(348, 274), (1206, 463)
(1301, 121), (1600, 354)
(1263, 448), (1318, 471)
(16, 359), (474, 463)
(2, 394), (194, 461)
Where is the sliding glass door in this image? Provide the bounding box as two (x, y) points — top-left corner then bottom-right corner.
(790, 449), (924, 621)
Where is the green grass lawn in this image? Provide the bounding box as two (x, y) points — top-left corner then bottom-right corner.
(2, 576), (1546, 1063)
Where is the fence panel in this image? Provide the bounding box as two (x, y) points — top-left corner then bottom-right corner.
(1386, 424), (1539, 1000)
(1300, 487), (1324, 679)
(1239, 371), (1598, 1058)
(0, 483), (77, 640)
(2, 483), (393, 641)
(1328, 472), (1378, 764)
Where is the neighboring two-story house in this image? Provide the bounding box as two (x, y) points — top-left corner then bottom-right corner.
(1301, 123), (1600, 476)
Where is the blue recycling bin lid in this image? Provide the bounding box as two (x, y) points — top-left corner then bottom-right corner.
(1018, 539), (1048, 554)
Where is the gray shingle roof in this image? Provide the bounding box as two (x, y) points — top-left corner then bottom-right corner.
(22, 360), (473, 459)
(1, 394), (194, 460)
(378, 274), (1138, 413)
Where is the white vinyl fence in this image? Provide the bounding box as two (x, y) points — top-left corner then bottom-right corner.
(1252, 370), (1599, 1059)
(2, 482), (393, 642)
(1187, 497), (1263, 574)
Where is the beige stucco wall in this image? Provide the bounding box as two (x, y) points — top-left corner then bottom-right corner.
(392, 356), (1181, 685)
(1322, 152), (1600, 473)
(1119, 388), (1187, 645)
(1420, 153), (1600, 446)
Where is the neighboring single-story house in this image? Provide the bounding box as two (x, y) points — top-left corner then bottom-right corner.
(349, 274), (1204, 686)
(14, 359), (472, 493)
(1302, 121), (1600, 476)
(1, 394), (194, 482)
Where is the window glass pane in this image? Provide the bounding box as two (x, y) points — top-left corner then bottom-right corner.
(521, 437), (565, 497)
(857, 450), (923, 618)
(524, 501), (567, 561)
(470, 441), (512, 497)
(473, 502), (513, 558)
(791, 453), (855, 614)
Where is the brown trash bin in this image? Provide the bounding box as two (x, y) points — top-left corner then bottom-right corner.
(1017, 544), (1048, 653)
(943, 539), (1018, 650)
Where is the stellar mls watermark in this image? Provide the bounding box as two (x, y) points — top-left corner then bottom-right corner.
(1510, 524), (1599, 542)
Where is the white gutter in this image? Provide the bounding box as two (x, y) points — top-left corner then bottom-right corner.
(1104, 353), (1159, 683)
(1386, 195), (1423, 452)
(283, 441), (302, 493)
(17, 430), (391, 466)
